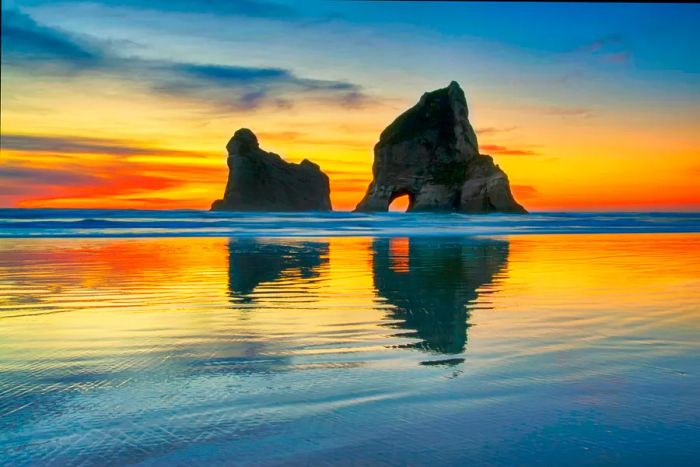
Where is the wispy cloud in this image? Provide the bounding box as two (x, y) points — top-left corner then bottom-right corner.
(601, 52), (631, 64)
(10, 171), (186, 208)
(1, 9), (103, 68)
(255, 131), (372, 149)
(577, 33), (624, 54)
(155, 63), (367, 111)
(0, 132), (227, 207)
(0, 165), (101, 191)
(476, 126), (517, 135)
(54, 0), (301, 20)
(574, 33), (632, 66)
(146, 0), (296, 18)
(1, 134), (206, 157)
(2, 9), (369, 112)
(541, 106), (592, 118)
(480, 144), (537, 156)
(0, 158), (224, 208)
(555, 33), (631, 83)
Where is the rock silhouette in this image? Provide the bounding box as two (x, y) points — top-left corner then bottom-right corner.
(211, 129), (332, 211)
(355, 81), (526, 213)
(227, 239), (329, 303)
(372, 237), (509, 357)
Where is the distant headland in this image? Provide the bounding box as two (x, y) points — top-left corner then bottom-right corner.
(212, 81), (526, 213)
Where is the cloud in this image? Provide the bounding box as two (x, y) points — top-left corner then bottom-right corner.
(0, 158), (223, 208)
(255, 131), (372, 149)
(141, 0), (298, 19)
(1, 9), (369, 112)
(0, 165), (105, 205)
(601, 52), (630, 64)
(480, 144), (537, 156)
(541, 106), (592, 118)
(1, 9), (102, 68)
(476, 126), (516, 136)
(0, 131), (233, 208)
(155, 63), (367, 111)
(577, 34), (623, 54)
(0, 134), (207, 157)
(554, 34), (631, 85)
(0, 164), (101, 187)
(493, 104), (592, 119)
(0, 133), (228, 207)
(11, 171), (186, 208)
(574, 33), (632, 66)
(50, 0), (300, 19)
(0, 163), (106, 205)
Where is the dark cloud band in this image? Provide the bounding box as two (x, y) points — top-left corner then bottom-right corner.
(0, 134), (203, 157)
(1, 9), (368, 112)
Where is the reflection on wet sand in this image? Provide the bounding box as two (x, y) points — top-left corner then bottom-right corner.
(2, 235), (699, 466)
(223, 237), (509, 362)
(372, 237), (509, 360)
(227, 239), (329, 302)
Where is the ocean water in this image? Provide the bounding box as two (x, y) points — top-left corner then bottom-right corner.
(1, 210), (699, 465)
(1, 209), (699, 237)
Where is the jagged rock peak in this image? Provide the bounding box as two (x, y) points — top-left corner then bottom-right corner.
(355, 81), (526, 214)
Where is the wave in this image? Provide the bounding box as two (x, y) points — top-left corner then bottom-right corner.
(0, 209), (698, 238)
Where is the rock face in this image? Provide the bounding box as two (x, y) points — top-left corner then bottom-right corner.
(211, 129), (332, 211)
(355, 81), (526, 213)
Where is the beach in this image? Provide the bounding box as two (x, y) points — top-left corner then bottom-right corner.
(1, 213), (699, 465)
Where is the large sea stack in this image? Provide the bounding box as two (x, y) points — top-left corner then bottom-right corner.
(211, 129), (332, 211)
(355, 81), (526, 213)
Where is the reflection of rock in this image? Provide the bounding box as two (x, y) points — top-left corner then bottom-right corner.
(355, 82), (526, 213)
(212, 129), (332, 211)
(372, 237), (508, 355)
(227, 239), (329, 303)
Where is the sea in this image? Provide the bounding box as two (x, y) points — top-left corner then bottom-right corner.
(1, 209), (699, 465)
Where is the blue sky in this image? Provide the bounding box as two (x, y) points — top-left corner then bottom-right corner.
(2, 1), (699, 210)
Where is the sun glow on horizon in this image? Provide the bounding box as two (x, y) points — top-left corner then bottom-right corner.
(1, 2), (698, 211)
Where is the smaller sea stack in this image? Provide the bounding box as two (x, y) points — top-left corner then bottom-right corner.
(211, 129), (332, 212)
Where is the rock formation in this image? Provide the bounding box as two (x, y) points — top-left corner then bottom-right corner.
(211, 129), (332, 211)
(227, 239), (328, 303)
(355, 81), (526, 213)
(372, 237), (509, 357)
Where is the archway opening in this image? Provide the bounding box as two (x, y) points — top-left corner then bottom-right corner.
(389, 193), (413, 212)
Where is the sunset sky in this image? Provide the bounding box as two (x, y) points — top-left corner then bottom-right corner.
(1, 1), (699, 211)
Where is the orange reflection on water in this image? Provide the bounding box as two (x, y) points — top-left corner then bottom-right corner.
(388, 237), (410, 272)
(468, 233), (700, 361)
(1, 233), (699, 465)
(0, 234), (698, 367)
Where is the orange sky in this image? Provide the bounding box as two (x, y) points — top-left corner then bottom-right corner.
(2, 88), (697, 211)
(1, 2), (699, 211)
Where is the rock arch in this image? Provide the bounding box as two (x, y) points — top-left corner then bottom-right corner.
(355, 81), (526, 214)
(388, 189), (416, 212)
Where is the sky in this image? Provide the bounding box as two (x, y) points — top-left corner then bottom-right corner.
(1, 0), (699, 211)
